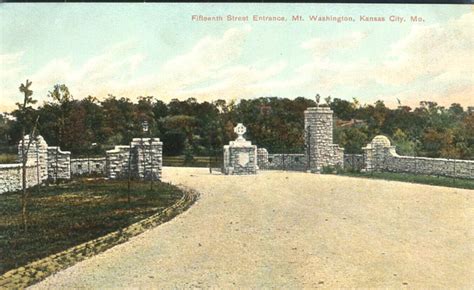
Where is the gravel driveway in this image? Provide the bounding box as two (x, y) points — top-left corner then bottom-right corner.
(32, 167), (474, 288)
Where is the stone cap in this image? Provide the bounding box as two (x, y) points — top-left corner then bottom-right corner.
(229, 139), (253, 147)
(0, 163), (36, 169)
(304, 106), (333, 114)
(106, 145), (131, 154)
(131, 138), (163, 146)
(364, 135), (391, 149)
(47, 147), (71, 155)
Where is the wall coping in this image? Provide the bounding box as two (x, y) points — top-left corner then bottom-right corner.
(47, 147), (71, 155)
(304, 106), (333, 114)
(0, 163), (37, 169)
(71, 157), (106, 162)
(392, 155), (474, 163)
(106, 145), (131, 154)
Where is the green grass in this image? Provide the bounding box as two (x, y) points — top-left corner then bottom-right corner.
(0, 154), (16, 164)
(0, 179), (184, 274)
(341, 171), (474, 190)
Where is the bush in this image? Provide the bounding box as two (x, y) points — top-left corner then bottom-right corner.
(321, 165), (336, 174)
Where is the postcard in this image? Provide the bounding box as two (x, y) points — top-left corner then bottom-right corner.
(0, 3), (472, 289)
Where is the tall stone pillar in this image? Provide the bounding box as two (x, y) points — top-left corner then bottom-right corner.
(18, 135), (49, 183)
(304, 106), (344, 173)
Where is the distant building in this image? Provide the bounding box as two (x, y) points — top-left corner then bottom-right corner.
(336, 118), (367, 128)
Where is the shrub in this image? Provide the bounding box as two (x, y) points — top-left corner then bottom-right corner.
(321, 165), (336, 174)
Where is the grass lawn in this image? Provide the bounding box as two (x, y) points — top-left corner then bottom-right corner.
(0, 178), (184, 274)
(341, 171), (474, 190)
(0, 154), (16, 164)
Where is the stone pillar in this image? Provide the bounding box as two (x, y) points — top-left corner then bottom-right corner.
(257, 148), (269, 169)
(106, 137), (163, 181)
(47, 147), (71, 180)
(131, 138), (163, 181)
(362, 135), (396, 172)
(17, 135), (49, 183)
(223, 124), (257, 175)
(304, 106), (344, 173)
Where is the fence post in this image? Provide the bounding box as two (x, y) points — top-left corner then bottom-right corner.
(352, 154), (355, 171)
(55, 148), (58, 183)
(149, 138), (153, 190)
(453, 158), (456, 184)
(306, 125), (311, 172)
(127, 141), (132, 203)
(36, 140), (40, 186)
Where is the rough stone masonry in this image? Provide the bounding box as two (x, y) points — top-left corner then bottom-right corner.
(363, 135), (474, 179)
(304, 106), (344, 173)
(223, 123), (257, 175)
(106, 138), (163, 181)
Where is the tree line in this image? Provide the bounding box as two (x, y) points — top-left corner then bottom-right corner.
(1, 83), (472, 160)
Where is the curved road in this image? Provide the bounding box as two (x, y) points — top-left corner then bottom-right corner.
(33, 167), (473, 288)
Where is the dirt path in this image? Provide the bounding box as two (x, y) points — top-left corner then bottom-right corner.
(32, 167), (474, 288)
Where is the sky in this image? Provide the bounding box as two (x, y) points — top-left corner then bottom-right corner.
(1, 3), (473, 112)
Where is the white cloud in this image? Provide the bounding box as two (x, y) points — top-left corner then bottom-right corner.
(178, 61), (288, 101)
(279, 12), (473, 107)
(0, 52), (27, 111)
(377, 13), (474, 87)
(301, 32), (368, 59)
(372, 12), (474, 107)
(1, 14), (472, 112)
(2, 25), (284, 107)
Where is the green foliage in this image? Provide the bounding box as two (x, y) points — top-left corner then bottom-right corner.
(321, 165), (336, 174)
(334, 127), (368, 154)
(392, 128), (416, 156)
(0, 153), (16, 164)
(183, 141), (194, 164)
(0, 88), (472, 160)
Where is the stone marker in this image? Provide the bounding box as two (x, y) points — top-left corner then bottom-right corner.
(223, 123), (257, 175)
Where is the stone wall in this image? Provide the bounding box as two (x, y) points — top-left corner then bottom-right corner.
(0, 164), (38, 194)
(304, 106), (344, 173)
(17, 135), (49, 182)
(1, 135), (164, 194)
(70, 158), (106, 176)
(257, 148), (269, 169)
(0, 135), (52, 194)
(106, 138), (163, 180)
(47, 147), (71, 180)
(363, 135), (474, 179)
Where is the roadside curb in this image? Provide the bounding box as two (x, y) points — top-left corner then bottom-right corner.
(0, 186), (199, 289)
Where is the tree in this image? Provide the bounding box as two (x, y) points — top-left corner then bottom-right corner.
(47, 84), (73, 148)
(17, 80), (39, 232)
(392, 128), (415, 156)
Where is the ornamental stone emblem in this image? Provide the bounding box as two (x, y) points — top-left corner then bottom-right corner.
(238, 152), (250, 166)
(234, 123), (246, 140)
